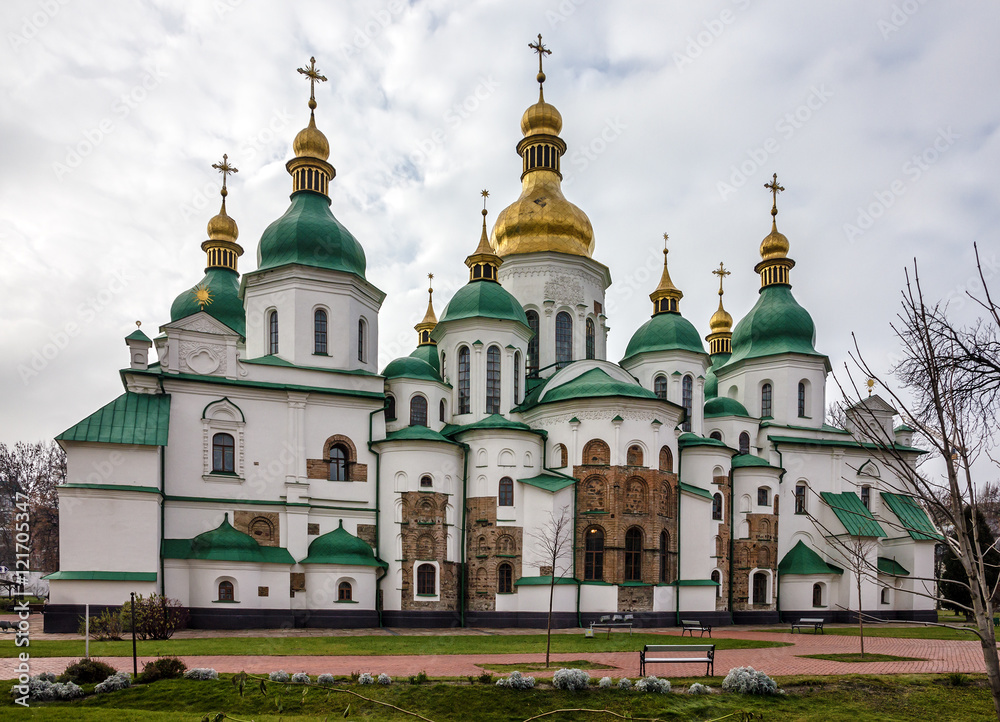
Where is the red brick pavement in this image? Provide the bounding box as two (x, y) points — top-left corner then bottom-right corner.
(2, 628), (995, 680)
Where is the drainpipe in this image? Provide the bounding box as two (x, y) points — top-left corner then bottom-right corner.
(728, 466), (735, 622)
(458, 441), (470, 628)
(368, 402), (388, 628)
(675, 448), (682, 626)
(159, 446), (165, 597)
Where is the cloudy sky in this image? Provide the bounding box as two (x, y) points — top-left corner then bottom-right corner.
(1, 0), (998, 445)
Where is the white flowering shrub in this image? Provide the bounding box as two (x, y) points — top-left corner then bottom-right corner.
(318, 673), (336, 686)
(358, 673), (374, 685)
(269, 671), (290, 683)
(634, 675), (671, 694)
(94, 672), (132, 694)
(552, 668), (590, 691)
(687, 682), (712, 694)
(183, 668), (219, 680)
(598, 676), (613, 689)
(617, 678), (632, 690)
(377, 673), (392, 685)
(291, 672), (311, 684)
(722, 666), (783, 696)
(495, 671), (535, 689)
(10, 675), (84, 701)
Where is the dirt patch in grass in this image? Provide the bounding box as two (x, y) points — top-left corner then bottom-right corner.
(798, 653), (925, 663)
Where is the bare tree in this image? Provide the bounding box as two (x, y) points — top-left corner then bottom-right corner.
(841, 246), (1000, 718)
(0, 441), (64, 574)
(527, 507), (573, 668)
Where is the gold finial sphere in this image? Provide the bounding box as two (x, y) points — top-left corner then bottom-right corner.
(537, 72), (546, 84)
(136, 320), (141, 328)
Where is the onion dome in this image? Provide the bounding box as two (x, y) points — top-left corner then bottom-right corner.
(300, 520), (386, 567)
(705, 262), (733, 364)
(704, 396), (750, 418)
(382, 345), (441, 382)
(491, 35), (595, 259)
(293, 111), (330, 161)
(754, 173), (795, 288)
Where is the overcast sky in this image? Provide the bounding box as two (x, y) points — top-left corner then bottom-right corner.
(1, 0), (998, 446)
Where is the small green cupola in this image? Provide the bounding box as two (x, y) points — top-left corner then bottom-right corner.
(300, 520), (387, 567)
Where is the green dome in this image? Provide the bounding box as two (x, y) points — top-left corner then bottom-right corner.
(257, 192), (366, 278)
(704, 352), (730, 399)
(383, 344), (442, 382)
(518, 366), (658, 410)
(189, 514), (262, 561)
(704, 396), (750, 418)
(726, 285), (821, 367)
(433, 281), (529, 333)
(170, 267), (246, 337)
(300, 521), (386, 567)
(621, 312), (706, 363)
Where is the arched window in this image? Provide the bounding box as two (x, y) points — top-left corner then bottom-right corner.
(757, 547), (770, 568)
(420, 475), (433, 489)
(861, 485), (871, 510)
(626, 445), (643, 466)
(659, 530), (669, 583)
(268, 310), (279, 355)
(439, 399), (446, 423)
(409, 395), (428, 427)
(584, 527), (604, 581)
(681, 375), (693, 431)
(712, 493), (723, 520)
(526, 311), (539, 375)
(416, 564), (436, 595)
(218, 580), (234, 601)
(248, 516), (274, 542)
(711, 569), (722, 597)
(513, 351), (521, 403)
(739, 432), (750, 456)
(358, 318), (367, 363)
(654, 375), (667, 401)
(555, 311), (573, 368)
(625, 527), (643, 581)
(795, 484), (807, 514)
(338, 581), (353, 601)
(554, 443), (568, 468)
(812, 583), (824, 608)
(582, 439), (610, 465)
(441, 352), (447, 380)
(498, 477), (514, 506)
(709, 431), (722, 441)
(498, 563), (513, 593)
(659, 445), (673, 473)
(757, 487), (770, 507)
(212, 433), (235, 473)
(586, 318), (596, 359)
(715, 535), (725, 557)
(486, 345), (501, 414)
(761, 382), (772, 418)
(385, 395), (396, 422)
(797, 381), (806, 417)
(329, 444), (348, 481)
(752, 571), (768, 604)
(458, 346), (471, 414)
(314, 309), (328, 354)
(881, 587), (890, 604)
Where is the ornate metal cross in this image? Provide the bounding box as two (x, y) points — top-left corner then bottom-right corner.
(529, 34), (551, 75)
(297, 56), (328, 103)
(713, 262), (730, 294)
(211, 153), (238, 195)
(764, 173), (784, 215)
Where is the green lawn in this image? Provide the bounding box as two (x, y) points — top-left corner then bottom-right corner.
(0, 673), (995, 721)
(0, 633), (785, 659)
(822, 626), (982, 641)
(799, 653), (925, 663)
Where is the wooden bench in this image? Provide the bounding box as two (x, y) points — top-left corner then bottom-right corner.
(640, 644), (715, 676)
(790, 617), (825, 634)
(680, 619), (712, 637)
(590, 614), (633, 638)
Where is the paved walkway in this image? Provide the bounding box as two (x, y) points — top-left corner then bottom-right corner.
(2, 623), (994, 680)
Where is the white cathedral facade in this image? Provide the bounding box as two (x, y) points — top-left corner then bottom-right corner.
(44, 53), (937, 631)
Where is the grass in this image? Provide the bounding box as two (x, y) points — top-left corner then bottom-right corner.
(0, 673), (996, 720)
(478, 659), (615, 672)
(799, 653), (925, 662)
(0, 632), (785, 658)
(823, 625), (981, 641)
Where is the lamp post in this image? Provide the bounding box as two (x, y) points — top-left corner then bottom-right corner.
(130, 591), (137, 678)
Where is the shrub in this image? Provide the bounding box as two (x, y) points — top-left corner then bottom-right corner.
(496, 671), (535, 689)
(36, 672), (56, 683)
(598, 676), (613, 689)
(318, 674), (335, 686)
(10, 675), (84, 702)
(59, 658), (118, 685)
(722, 666), (783, 696)
(687, 682), (712, 694)
(377, 673), (392, 685)
(358, 673), (374, 685)
(120, 594), (188, 640)
(137, 656), (186, 684)
(947, 672), (970, 687)
(183, 668), (218, 681)
(269, 671), (290, 683)
(477, 672), (493, 685)
(79, 609), (125, 641)
(634, 675), (671, 694)
(291, 673), (310, 684)
(552, 668), (590, 691)
(617, 678), (632, 690)
(94, 672), (132, 694)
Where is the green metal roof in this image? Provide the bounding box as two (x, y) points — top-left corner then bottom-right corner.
(44, 571), (158, 582)
(170, 267), (246, 337)
(125, 328), (152, 343)
(704, 396), (750, 418)
(57, 393), (170, 446)
(381, 426), (458, 445)
(724, 285), (828, 370)
(514, 575), (577, 586)
(767, 434), (926, 454)
(704, 352), (730, 399)
(383, 345), (442, 382)
(877, 556), (911, 576)
(162, 514), (295, 564)
(820, 492), (886, 537)
(256, 191), (367, 278)
(126, 367), (383, 400)
(433, 280), (529, 331)
(664, 578), (721, 587)
(299, 520), (387, 567)
(881, 492), (942, 541)
(731, 453), (780, 470)
(241, 355), (376, 376)
(442, 413), (538, 437)
(518, 367), (658, 411)
(518, 473), (576, 493)
(679, 482), (714, 500)
(621, 311), (707, 362)
(778, 540), (843, 576)
(677, 432), (736, 453)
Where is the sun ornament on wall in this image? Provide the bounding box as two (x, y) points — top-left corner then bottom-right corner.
(193, 283), (214, 309)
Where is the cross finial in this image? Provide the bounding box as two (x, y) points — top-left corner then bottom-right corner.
(211, 153), (238, 199)
(713, 262), (731, 296)
(764, 172), (784, 218)
(481, 189), (490, 214)
(662, 232), (670, 257)
(297, 56), (328, 110)
(428, 272), (434, 293)
(528, 34), (551, 96)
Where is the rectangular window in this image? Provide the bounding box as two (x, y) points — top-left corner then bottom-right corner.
(861, 485), (871, 509)
(458, 348), (471, 414)
(757, 487), (769, 506)
(794, 485), (807, 514)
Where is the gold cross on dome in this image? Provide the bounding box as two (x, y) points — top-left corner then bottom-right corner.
(529, 33), (551, 74)
(662, 232), (669, 255)
(211, 154), (238, 195)
(713, 262), (730, 294)
(427, 273), (434, 291)
(764, 173), (784, 216)
(297, 56), (328, 104)
(481, 189), (490, 210)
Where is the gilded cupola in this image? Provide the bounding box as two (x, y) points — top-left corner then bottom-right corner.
(201, 154), (242, 272)
(414, 274), (438, 346)
(287, 57), (335, 197)
(706, 262), (733, 355)
(490, 35), (595, 259)
(649, 233), (683, 315)
(754, 173), (796, 288)
(466, 191), (502, 282)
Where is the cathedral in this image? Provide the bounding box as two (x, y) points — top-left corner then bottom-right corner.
(44, 47), (937, 632)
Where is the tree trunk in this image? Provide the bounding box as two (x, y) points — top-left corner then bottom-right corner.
(545, 579), (555, 668)
(857, 568), (865, 658)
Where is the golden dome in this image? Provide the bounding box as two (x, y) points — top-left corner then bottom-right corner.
(206, 197), (239, 243)
(520, 98), (562, 137)
(759, 219), (790, 261)
(709, 299), (733, 334)
(293, 112), (330, 161)
(490, 171), (594, 257)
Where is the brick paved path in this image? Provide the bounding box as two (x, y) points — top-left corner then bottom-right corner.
(2, 627), (994, 680)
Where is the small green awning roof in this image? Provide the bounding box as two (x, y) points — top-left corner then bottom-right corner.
(381, 426), (459, 445)
(162, 514), (294, 564)
(881, 492), (942, 541)
(442, 413), (537, 437)
(877, 557), (911, 576)
(514, 575), (577, 586)
(57, 392), (170, 446)
(679, 482), (714, 501)
(663, 579), (720, 587)
(677, 432), (736, 453)
(731, 453), (781, 470)
(821, 491), (886, 537)
(778, 540), (843, 576)
(300, 520), (387, 567)
(44, 571), (157, 582)
(518, 473), (576, 493)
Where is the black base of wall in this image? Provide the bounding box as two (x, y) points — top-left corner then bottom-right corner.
(43, 605), (120, 634)
(732, 610), (781, 625)
(779, 609), (938, 624)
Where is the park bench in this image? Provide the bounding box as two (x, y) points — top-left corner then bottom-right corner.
(590, 614), (634, 638)
(680, 619), (712, 637)
(790, 617), (825, 634)
(640, 644), (715, 676)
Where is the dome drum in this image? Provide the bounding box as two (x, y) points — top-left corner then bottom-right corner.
(287, 156), (335, 197)
(516, 134), (567, 179)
